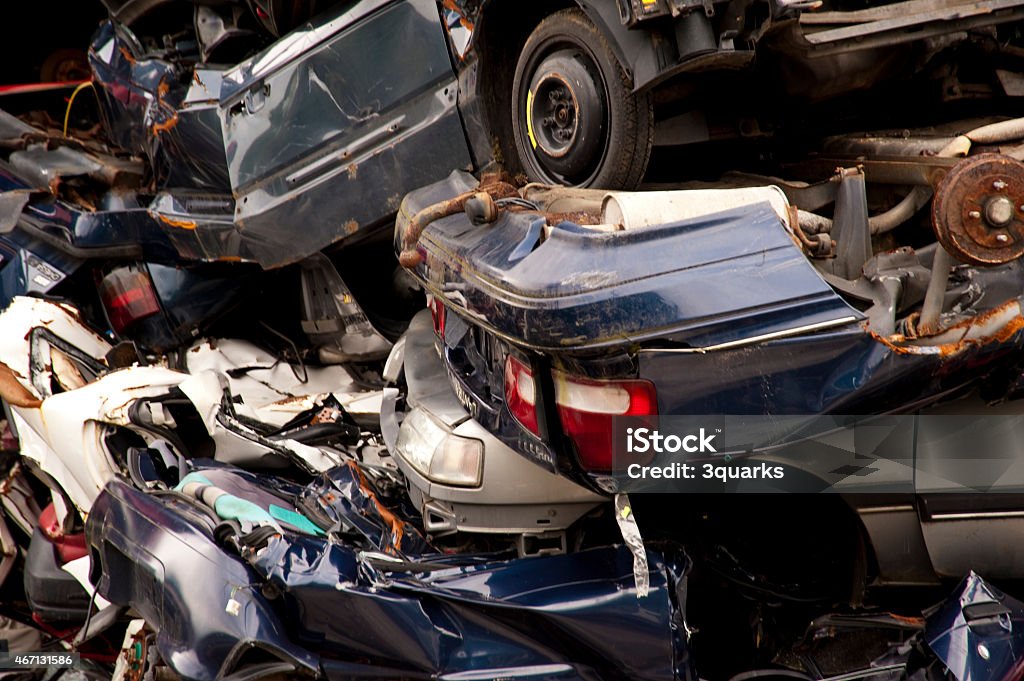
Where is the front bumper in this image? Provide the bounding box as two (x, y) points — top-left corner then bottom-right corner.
(381, 310), (603, 537)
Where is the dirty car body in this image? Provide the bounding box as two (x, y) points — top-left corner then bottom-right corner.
(390, 148), (1024, 586)
(395, 169), (1024, 464)
(87, 464), (687, 681)
(9, 0), (1024, 272)
(0, 296), (1021, 681)
(83, 0), (473, 268)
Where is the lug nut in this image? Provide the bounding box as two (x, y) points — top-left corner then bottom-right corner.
(997, 233), (1011, 244)
(969, 210), (982, 219)
(994, 179), (1009, 190)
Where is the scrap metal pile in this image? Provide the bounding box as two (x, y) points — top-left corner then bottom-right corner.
(2, 0), (1024, 680)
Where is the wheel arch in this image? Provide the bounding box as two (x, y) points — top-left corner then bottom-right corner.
(463, 0), (666, 174)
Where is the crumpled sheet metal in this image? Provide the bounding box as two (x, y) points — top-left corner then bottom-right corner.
(88, 477), (320, 681)
(83, 7), (473, 269)
(89, 464), (685, 681)
(0, 297), (110, 403)
(924, 571), (1024, 681)
(300, 462), (432, 555)
(183, 338), (382, 426)
(11, 366), (189, 513)
(0, 296), (378, 505)
(254, 537), (678, 680)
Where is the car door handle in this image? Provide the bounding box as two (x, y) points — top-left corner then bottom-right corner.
(244, 83), (271, 114)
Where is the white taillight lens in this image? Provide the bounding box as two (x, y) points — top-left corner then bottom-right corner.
(553, 371), (657, 472)
(555, 378), (632, 414)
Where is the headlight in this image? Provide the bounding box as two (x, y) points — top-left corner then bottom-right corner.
(397, 410), (483, 487)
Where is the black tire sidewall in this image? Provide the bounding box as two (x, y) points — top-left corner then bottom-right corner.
(511, 9), (650, 189)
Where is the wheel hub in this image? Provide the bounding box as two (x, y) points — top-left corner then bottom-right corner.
(525, 49), (607, 183)
(932, 153), (1024, 265)
(534, 78), (579, 155)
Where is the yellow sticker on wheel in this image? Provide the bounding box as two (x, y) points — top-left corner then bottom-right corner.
(526, 89), (538, 149)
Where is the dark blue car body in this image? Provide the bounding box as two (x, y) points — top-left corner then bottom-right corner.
(396, 171), (1024, 484)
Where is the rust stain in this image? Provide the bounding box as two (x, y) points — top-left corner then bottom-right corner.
(868, 301), (1024, 357)
(310, 406), (343, 425)
(270, 395), (313, 408)
(399, 177), (519, 268)
(884, 613), (925, 627)
(0, 362), (40, 409)
(949, 300), (1021, 331)
(441, 0), (475, 31)
(150, 113), (179, 135)
(867, 329), (934, 356)
(154, 213), (197, 230)
(990, 313), (1024, 344)
(346, 163), (357, 180)
(346, 460), (407, 554)
(343, 219), (359, 235)
(0, 462), (21, 495)
(542, 210), (602, 226)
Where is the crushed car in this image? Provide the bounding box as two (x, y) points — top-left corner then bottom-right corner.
(0, 297), (1022, 681)
(388, 116), (1024, 595)
(1, 0), (1024, 678)
(3, 0), (1024, 360)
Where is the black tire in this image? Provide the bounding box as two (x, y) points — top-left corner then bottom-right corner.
(511, 9), (653, 189)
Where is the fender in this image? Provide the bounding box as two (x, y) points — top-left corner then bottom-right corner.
(459, 0), (682, 93)
(575, 0), (680, 92)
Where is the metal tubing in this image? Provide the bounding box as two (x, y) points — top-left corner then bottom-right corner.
(918, 246), (957, 335)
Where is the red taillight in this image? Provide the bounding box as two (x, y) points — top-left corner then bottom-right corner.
(99, 266), (160, 334)
(504, 355), (539, 435)
(555, 372), (657, 472)
(38, 504), (87, 564)
(428, 296), (446, 338)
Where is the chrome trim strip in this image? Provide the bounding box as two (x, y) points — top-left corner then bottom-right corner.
(858, 505), (915, 514)
(930, 510), (1024, 520)
(637, 316), (860, 354)
(822, 664), (907, 681)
